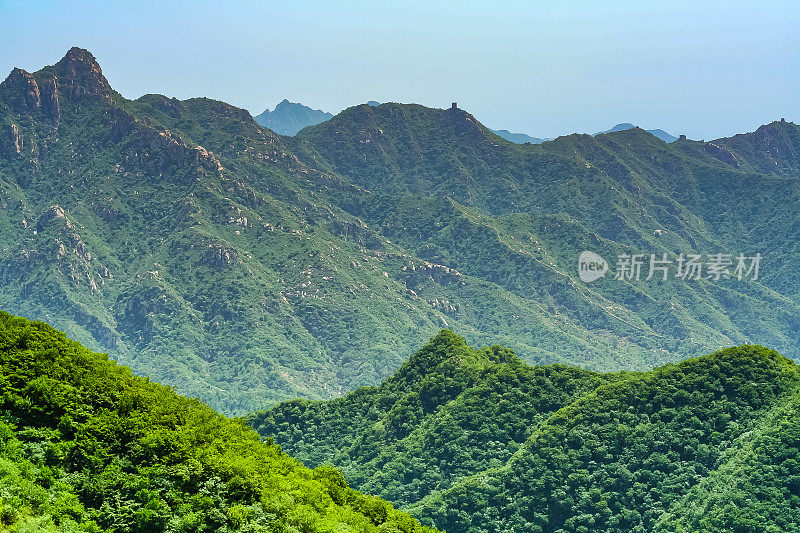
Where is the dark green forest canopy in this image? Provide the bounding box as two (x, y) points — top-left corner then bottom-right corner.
(0, 310), (436, 533)
(249, 331), (800, 533)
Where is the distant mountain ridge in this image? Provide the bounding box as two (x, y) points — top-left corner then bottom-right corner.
(254, 98), (678, 145)
(489, 128), (546, 144)
(254, 98), (333, 135)
(595, 122), (679, 142)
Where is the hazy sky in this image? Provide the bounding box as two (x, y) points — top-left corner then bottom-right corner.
(1, 1), (798, 139)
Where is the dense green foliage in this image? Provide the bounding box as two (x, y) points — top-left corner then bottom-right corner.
(248, 331), (619, 508)
(250, 332), (800, 532)
(1, 48), (800, 416)
(0, 310), (436, 532)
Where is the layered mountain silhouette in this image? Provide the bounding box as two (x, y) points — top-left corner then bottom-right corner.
(489, 128), (546, 144)
(254, 98), (333, 135)
(1, 48), (799, 416)
(596, 122), (679, 142)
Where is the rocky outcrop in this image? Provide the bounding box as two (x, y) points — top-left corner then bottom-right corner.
(2, 123), (23, 157)
(1, 48), (105, 117)
(704, 142), (740, 167)
(1, 68), (41, 112)
(53, 47), (110, 100)
(39, 75), (61, 125)
(402, 261), (465, 293)
(327, 219), (384, 250)
(36, 204), (73, 231)
(108, 105), (138, 141)
(203, 244), (241, 269)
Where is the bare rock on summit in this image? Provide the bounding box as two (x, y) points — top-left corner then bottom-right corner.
(53, 47), (110, 99)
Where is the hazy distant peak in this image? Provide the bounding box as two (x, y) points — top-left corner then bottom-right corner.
(254, 99), (334, 135)
(490, 128), (546, 144)
(595, 123), (678, 142)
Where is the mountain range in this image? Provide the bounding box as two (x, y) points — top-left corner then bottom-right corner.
(248, 330), (800, 532)
(1, 48), (799, 418)
(251, 100), (675, 146)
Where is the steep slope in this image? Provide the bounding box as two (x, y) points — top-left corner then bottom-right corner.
(654, 385), (800, 532)
(0, 310), (436, 532)
(254, 99), (333, 135)
(249, 333), (800, 532)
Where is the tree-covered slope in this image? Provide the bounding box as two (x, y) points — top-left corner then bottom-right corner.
(0, 310), (436, 533)
(249, 333), (800, 533)
(414, 344), (800, 532)
(247, 330), (621, 508)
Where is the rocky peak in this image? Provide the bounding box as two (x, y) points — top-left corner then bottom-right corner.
(53, 47), (110, 98)
(1, 68), (41, 111)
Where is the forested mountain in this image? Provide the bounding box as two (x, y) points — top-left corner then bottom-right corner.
(0, 310), (435, 532)
(1, 48), (799, 416)
(248, 331), (800, 533)
(253, 99), (333, 136)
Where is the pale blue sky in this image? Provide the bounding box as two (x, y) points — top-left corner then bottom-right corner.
(1, 0), (797, 139)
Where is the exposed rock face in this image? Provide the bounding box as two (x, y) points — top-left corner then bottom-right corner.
(39, 75), (60, 125)
(3, 124), (22, 156)
(1, 68), (41, 111)
(113, 115), (224, 177)
(203, 244), (242, 269)
(54, 47), (110, 99)
(0, 48), (104, 121)
(109, 105), (138, 141)
(403, 261), (465, 293)
(328, 219), (384, 250)
(36, 204), (72, 231)
(704, 142), (740, 167)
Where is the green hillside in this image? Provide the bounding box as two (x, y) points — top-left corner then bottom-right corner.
(249, 332), (800, 532)
(2, 48), (800, 416)
(0, 310), (436, 532)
